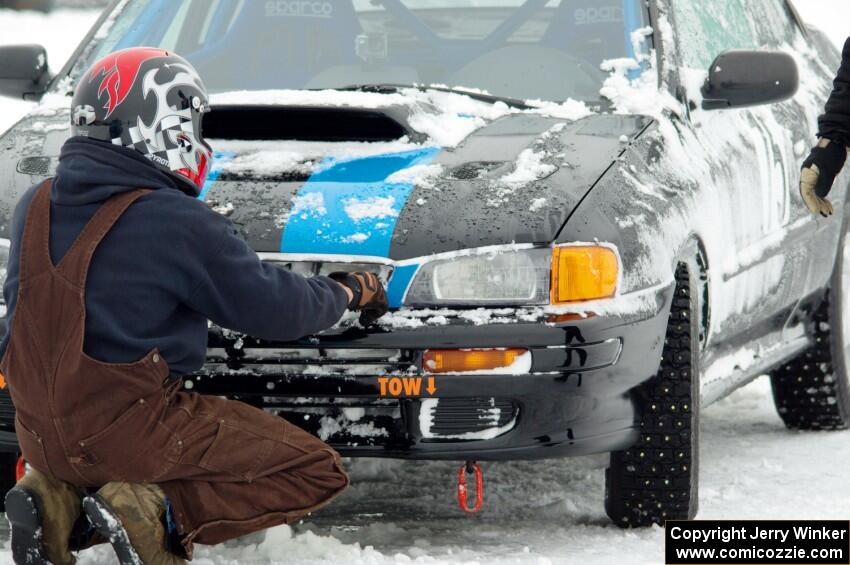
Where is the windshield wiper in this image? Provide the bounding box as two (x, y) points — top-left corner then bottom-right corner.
(332, 83), (533, 110)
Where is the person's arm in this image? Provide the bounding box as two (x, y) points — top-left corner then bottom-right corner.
(185, 220), (352, 342)
(801, 37), (850, 216)
(819, 37), (850, 146)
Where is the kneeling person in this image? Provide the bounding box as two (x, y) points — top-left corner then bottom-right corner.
(1, 48), (388, 564)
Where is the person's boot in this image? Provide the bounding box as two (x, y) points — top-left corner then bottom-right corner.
(82, 482), (185, 565)
(5, 467), (83, 565)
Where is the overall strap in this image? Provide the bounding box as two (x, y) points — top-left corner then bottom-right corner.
(55, 189), (151, 289)
(18, 180), (55, 285)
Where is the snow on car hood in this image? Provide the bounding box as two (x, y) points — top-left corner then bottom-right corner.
(1, 87), (646, 265)
(195, 97), (648, 261)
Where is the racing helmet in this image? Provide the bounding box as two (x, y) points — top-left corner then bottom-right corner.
(71, 47), (213, 196)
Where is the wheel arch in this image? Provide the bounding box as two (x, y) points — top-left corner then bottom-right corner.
(676, 235), (710, 349)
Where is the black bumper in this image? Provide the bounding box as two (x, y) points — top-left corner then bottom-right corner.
(0, 283), (674, 461)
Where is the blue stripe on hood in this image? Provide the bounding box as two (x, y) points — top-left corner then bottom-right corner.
(280, 147), (440, 257)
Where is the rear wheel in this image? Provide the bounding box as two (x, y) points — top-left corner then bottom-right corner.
(605, 263), (699, 527)
(769, 227), (850, 430)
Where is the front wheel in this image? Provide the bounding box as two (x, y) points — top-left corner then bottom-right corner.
(769, 225), (850, 430)
(605, 263), (700, 527)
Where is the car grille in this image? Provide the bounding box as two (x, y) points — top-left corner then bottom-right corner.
(0, 389), (14, 432)
(262, 396), (406, 447)
(198, 344), (412, 378)
(261, 257), (392, 283)
(420, 397), (518, 440)
(0, 371), (520, 446)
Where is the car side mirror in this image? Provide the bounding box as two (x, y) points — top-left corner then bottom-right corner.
(0, 44), (51, 100)
(701, 50), (798, 111)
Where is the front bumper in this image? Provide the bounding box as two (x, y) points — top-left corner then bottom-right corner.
(0, 283), (674, 460)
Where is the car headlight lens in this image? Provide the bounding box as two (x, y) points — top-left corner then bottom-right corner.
(404, 245), (619, 306)
(405, 248), (551, 306)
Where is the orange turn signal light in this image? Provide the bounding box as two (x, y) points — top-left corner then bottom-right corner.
(551, 246), (618, 304)
(423, 348), (527, 374)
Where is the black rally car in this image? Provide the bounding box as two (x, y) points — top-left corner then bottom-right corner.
(0, 0), (845, 526)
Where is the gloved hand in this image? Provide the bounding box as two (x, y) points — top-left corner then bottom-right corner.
(329, 272), (389, 326)
(800, 138), (847, 217)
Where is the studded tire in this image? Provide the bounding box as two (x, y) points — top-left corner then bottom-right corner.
(769, 226), (850, 430)
(605, 263), (699, 527)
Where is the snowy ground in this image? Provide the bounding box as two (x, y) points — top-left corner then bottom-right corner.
(0, 377), (843, 565)
(0, 7), (100, 134)
(0, 3), (849, 565)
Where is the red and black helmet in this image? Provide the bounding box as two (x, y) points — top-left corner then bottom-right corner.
(70, 47), (213, 196)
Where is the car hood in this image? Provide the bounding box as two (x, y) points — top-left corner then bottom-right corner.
(0, 94), (650, 261)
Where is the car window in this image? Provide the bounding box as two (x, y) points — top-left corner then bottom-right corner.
(745, 0), (801, 47)
(66, 0), (651, 103)
(670, 0), (758, 70)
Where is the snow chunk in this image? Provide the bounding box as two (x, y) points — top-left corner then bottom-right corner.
(501, 149), (556, 186)
(211, 202), (234, 216)
(26, 120), (69, 133)
(341, 407), (365, 422)
(340, 233), (369, 244)
(344, 196), (398, 222)
(386, 163), (444, 188)
(702, 347), (761, 386)
(526, 98), (593, 121)
(529, 197), (547, 212)
(318, 414), (388, 441)
(292, 193), (326, 217)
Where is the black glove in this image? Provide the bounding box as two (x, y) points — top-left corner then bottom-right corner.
(800, 138), (847, 216)
(329, 272), (389, 326)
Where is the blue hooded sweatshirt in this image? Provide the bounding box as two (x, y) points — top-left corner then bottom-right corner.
(0, 136), (349, 376)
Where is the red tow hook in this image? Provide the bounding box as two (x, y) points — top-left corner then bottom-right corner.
(15, 455), (26, 481)
(457, 461), (483, 514)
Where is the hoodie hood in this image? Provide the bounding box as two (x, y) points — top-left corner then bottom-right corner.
(53, 137), (186, 206)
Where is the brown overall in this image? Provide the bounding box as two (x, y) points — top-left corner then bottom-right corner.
(1, 181), (349, 557)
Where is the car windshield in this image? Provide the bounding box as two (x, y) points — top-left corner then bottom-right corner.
(66, 0), (650, 103)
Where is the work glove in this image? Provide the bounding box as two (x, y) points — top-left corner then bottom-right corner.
(800, 138), (847, 217)
(329, 272), (389, 326)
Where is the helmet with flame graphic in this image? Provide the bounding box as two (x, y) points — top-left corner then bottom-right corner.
(71, 47), (213, 196)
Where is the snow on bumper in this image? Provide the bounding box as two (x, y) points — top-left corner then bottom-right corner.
(0, 282), (674, 457)
(178, 282), (675, 461)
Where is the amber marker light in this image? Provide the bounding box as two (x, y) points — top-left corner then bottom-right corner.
(423, 348), (527, 374)
(550, 245), (618, 304)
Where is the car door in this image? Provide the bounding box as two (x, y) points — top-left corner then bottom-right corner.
(768, 3), (848, 310)
(667, 0), (814, 351)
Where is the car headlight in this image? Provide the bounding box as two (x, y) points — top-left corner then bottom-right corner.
(403, 244), (619, 306)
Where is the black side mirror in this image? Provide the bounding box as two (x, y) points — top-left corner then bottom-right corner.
(0, 45), (51, 100)
(701, 50), (799, 111)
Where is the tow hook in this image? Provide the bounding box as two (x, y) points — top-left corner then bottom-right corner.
(457, 461), (483, 513)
